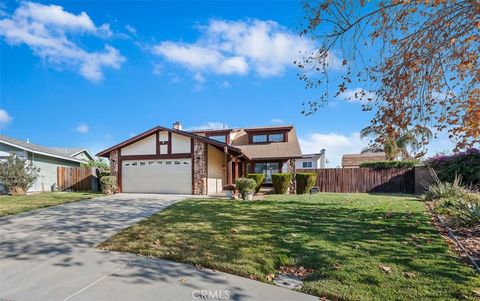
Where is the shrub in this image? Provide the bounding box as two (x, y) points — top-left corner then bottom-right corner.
(426, 148), (480, 186)
(235, 177), (257, 200)
(450, 193), (480, 227)
(296, 173), (317, 194)
(272, 173), (292, 194)
(247, 173), (265, 193)
(359, 160), (418, 169)
(0, 155), (39, 195)
(424, 172), (466, 201)
(100, 176), (118, 194)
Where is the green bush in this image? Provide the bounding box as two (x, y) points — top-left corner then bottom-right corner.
(296, 173), (317, 194)
(271, 173), (292, 194)
(450, 193), (480, 227)
(424, 173), (466, 201)
(359, 160), (418, 169)
(426, 148), (480, 186)
(100, 176), (118, 194)
(247, 173), (265, 193)
(0, 155), (39, 195)
(235, 177), (257, 200)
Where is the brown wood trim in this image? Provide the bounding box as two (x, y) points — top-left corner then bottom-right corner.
(118, 149), (122, 193)
(156, 131), (160, 155)
(121, 153), (191, 161)
(168, 132), (172, 154)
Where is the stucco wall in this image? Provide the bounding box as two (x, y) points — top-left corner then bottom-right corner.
(28, 153), (80, 192)
(207, 145), (224, 194)
(72, 151), (91, 161)
(121, 134), (156, 155)
(172, 133), (191, 154)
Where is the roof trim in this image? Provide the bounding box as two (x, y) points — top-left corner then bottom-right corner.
(243, 125), (293, 133)
(96, 125), (248, 159)
(0, 139), (85, 163)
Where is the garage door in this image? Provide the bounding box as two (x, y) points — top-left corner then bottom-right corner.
(122, 159), (192, 194)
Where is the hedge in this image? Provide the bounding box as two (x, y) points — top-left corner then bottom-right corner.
(271, 173), (292, 194)
(359, 160), (418, 169)
(235, 177), (257, 200)
(247, 173), (265, 193)
(100, 176), (118, 194)
(296, 173), (317, 194)
(426, 148), (480, 186)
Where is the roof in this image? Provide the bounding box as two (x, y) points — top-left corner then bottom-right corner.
(231, 127), (302, 160)
(0, 135), (88, 163)
(96, 125), (247, 159)
(342, 152), (387, 167)
(50, 147), (95, 160)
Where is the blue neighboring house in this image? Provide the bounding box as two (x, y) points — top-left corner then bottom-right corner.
(0, 135), (94, 193)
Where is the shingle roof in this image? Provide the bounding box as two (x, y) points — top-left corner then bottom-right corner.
(49, 147), (85, 157)
(0, 135), (87, 163)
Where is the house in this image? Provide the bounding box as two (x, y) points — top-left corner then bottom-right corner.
(0, 135), (94, 192)
(96, 122), (302, 195)
(296, 149), (327, 169)
(342, 152), (387, 168)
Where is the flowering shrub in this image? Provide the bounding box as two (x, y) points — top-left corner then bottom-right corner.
(426, 148), (480, 186)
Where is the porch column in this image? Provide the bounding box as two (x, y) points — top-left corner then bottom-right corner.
(234, 158), (239, 181)
(242, 161), (247, 177)
(227, 155), (233, 185)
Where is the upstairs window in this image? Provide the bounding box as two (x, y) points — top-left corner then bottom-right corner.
(208, 135), (227, 143)
(252, 134), (267, 143)
(251, 133), (285, 143)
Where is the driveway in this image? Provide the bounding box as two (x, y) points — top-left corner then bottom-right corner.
(0, 194), (316, 301)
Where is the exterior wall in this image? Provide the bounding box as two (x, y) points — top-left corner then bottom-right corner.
(288, 159), (296, 194)
(109, 150), (119, 178)
(121, 134), (156, 155)
(207, 145), (224, 194)
(296, 158), (320, 169)
(172, 133), (191, 154)
(28, 152), (80, 192)
(193, 140), (207, 195)
(72, 151), (91, 161)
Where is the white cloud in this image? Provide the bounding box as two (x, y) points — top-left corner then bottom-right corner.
(299, 132), (367, 167)
(0, 1), (125, 81)
(75, 123), (89, 134)
(0, 109), (12, 128)
(220, 80), (231, 89)
(271, 118), (284, 123)
(124, 24), (137, 36)
(184, 122), (230, 131)
(152, 63), (162, 76)
(338, 88), (376, 103)
(193, 73), (205, 83)
(152, 19), (325, 77)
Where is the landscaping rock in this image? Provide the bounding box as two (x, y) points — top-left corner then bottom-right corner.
(273, 274), (303, 290)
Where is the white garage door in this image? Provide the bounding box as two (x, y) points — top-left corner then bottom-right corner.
(122, 159), (192, 194)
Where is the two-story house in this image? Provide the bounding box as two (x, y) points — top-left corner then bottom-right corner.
(97, 122), (302, 195)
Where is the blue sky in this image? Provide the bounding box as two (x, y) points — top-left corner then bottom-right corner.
(0, 0), (453, 166)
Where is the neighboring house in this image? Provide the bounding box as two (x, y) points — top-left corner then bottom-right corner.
(342, 152), (387, 168)
(0, 135), (94, 192)
(97, 122), (302, 195)
(296, 149), (327, 169)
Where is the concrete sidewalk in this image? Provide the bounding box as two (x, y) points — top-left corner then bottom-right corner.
(0, 193), (317, 301)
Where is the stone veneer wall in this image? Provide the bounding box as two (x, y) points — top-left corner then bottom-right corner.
(288, 159), (296, 194)
(193, 140), (208, 195)
(109, 150), (119, 177)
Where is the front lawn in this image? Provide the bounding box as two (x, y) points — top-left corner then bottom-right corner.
(99, 193), (480, 300)
(0, 192), (101, 217)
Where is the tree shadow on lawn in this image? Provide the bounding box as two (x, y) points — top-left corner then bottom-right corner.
(109, 197), (475, 292)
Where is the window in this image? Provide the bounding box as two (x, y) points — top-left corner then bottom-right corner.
(140, 162), (146, 166)
(208, 135), (227, 143)
(166, 161), (172, 165)
(174, 161), (181, 165)
(148, 161), (154, 165)
(132, 162), (138, 166)
(302, 161), (313, 168)
(269, 133), (284, 142)
(252, 134), (267, 143)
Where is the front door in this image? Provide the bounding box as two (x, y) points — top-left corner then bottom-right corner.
(254, 162), (280, 183)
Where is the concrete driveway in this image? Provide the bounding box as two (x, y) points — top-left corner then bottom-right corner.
(0, 194), (316, 301)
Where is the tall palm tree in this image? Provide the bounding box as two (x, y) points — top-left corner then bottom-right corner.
(360, 126), (432, 161)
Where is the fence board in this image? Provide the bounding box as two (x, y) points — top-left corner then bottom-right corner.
(57, 166), (98, 192)
(296, 168), (415, 193)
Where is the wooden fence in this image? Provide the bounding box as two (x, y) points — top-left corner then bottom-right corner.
(296, 168), (415, 193)
(57, 167), (99, 192)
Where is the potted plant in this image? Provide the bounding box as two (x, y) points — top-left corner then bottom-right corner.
(223, 184), (236, 199)
(235, 178), (257, 201)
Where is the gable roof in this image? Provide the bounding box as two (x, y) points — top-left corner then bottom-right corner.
(0, 135), (87, 163)
(49, 147), (95, 160)
(96, 125), (247, 159)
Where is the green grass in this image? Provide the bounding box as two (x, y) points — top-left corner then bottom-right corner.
(0, 192), (101, 217)
(99, 193), (480, 300)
